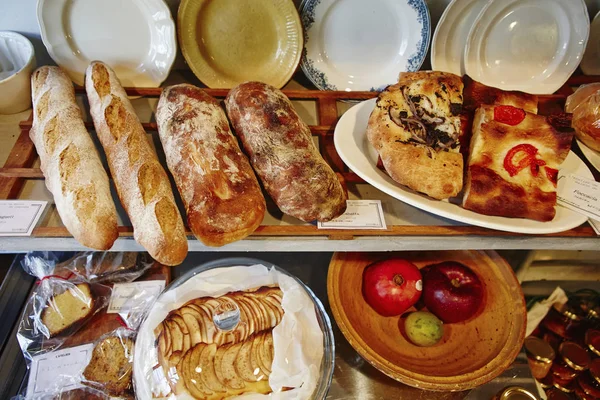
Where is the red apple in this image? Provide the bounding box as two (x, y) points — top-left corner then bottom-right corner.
(421, 261), (483, 323)
(362, 259), (422, 317)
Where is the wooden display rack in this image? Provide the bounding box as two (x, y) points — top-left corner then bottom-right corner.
(0, 82), (599, 252)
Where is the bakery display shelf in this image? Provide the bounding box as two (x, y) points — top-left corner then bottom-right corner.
(1, 81), (599, 253)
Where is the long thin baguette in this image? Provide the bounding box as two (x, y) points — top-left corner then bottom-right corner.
(156, 84), (266, 247)
(85, 61), (188, 266)
(30, 66), (118, 250)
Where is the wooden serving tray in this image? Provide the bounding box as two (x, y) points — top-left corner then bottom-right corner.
(0, 81), (599, 244)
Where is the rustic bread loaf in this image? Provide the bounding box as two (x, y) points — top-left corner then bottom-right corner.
(85, 61), (188, 266)
(83, 335), (134, 397)
(29, 66), (118, 250)
(156, 84), (266, 247)
(225, 82), (347, 222)
(41, 283), (94, 337)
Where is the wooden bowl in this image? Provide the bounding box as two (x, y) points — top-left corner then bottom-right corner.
(327, 250), (526, 391)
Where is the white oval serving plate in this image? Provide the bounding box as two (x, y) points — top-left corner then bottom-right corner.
(464, 0), (589, 94)
(300, 0), (430, 91)
(334, 98), (592, 234)
(577, 139), (600, 173)
(37, 0), (176, 87)
(431, 0), (492, 76)
(582, 11), (600, 75)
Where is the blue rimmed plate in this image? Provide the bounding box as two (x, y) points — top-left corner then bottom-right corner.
(300, 0), (431, 92)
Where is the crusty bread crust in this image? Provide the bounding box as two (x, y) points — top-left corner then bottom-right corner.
(156, 84), (266, 247)
(463, 105), (573, 221)
(367, 72), (464, 200)
(85, 61), (188, 266)
(30, 66), (118, 250)
(225, 82), (347, 222)
(463, 75), (539, 114)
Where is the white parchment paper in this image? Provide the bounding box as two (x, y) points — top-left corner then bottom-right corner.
(133, 265), (324, 400)
(525, 287), (568, 336)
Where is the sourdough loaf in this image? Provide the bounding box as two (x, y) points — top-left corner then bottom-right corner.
(225, 82), (347, 222)
(156, 84), (266, 247)
(29, 66), (118, 250)
(84, 61), (188, 266)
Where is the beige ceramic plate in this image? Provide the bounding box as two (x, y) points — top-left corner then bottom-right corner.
(328, 251), (526, 391)
(178, 0), (302, 89)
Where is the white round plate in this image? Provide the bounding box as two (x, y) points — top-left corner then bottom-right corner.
(577, 139), (600, 173)
(37, 0), (176, 87)
(334, 99), (592, 234)
(464, 0), (589, 94)
(300, 0), (431, 92)
(582, 11), (600, 75)
(431, 0), (492, 75)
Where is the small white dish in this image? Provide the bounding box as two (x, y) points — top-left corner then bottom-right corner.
(464, 0), (589, 94)
(37, 0), (176, 87)
(581, 11), (600, 75)
(0, 31), (35, 114)
(334, 98), (592, 234)
(300, 0), (431, 91)
(577, 139), (600, 173)
(431, 0), (491, 75)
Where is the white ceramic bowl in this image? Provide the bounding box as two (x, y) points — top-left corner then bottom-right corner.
(0, 31), (35, 114)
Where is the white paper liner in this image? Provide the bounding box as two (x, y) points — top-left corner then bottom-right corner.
(133, 265), (324, 400)
(525, 286), (568, 336)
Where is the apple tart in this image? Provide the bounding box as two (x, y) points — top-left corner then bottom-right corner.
(154, 286), (284, 399)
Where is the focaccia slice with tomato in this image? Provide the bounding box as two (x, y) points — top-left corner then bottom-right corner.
(463, 105), (573, 221)
(367, 71), (464, 200)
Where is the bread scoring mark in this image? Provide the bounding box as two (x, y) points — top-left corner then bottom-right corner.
(43, 116), (60, 155)
(36, 90), (51, 121)
(32, 68), (49, 96)
(127, 133), (143, 166)
(138, 162), (164, 206)
(92, 63), (111, 98)
(104, 95), (127, 142)
(73, 185), (97, 222)
(155, 197), (178, 242)
(58, 144), (80, 194)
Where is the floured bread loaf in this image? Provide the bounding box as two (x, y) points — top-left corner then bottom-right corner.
(85, 61), (188, 265)
(30, 66), (118, 250)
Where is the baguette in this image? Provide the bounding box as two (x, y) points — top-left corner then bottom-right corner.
(225, 82), (347, 222)
(156, 84), (266, 247)
(30, 66), (118, 250)
(85, 61), (188, 266)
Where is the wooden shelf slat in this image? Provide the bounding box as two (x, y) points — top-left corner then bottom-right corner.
(4, 86), (599, 249)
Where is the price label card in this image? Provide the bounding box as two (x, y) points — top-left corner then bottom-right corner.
(27, 344), (93, 397)
(318, 200), (387, 230)
(0, 200), (47, 236)
(557, 173), (600, 216)
(107, 280), (166, 314)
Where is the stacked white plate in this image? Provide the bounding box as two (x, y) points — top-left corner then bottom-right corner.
(300, 0), (431, 92)
(431, 0), (590, 94)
